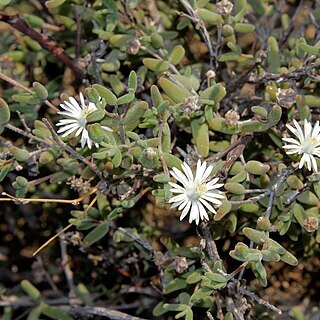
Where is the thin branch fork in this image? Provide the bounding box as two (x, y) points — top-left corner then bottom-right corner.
(42, 118), (105, 182)
(0, 14), (85, 79)
(179, 0), (215, 67)
(207, 133), (253, 164)
(0, 71), (58, 112)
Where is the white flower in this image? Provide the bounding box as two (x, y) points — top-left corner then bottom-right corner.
(168, 160), (225, 225)
(283, 119), (320, 172)
(56, 93), (112, 149)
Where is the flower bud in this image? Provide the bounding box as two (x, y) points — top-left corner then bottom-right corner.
(174, 257), (188, 273)
(127, 39), (141, 55)
(303, 217), (319, 233)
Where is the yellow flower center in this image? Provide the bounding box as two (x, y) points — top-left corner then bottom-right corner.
(310, 137), (317, 144)
(196, 183), (207, 196)
(302, 137), (318, 154)
(187, 183), (207, 201)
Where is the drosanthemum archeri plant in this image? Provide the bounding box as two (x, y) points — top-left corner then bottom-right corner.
(283, 119), (320, 172)
(168, 160), (225, 225)
(56, 93), (112, 149)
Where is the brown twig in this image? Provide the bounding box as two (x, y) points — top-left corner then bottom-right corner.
(4, 123), (52, 147)
(42, 118), (105, 182)
(0, 297), (148, 319)
(226, 53), (266, 93)
(179, 0), (215, 68)
(0, 14), (85, 79)
(207, 133), (253, 163)
(208, 133), (253, 180)
(73, 4), (84, 60)
(199, 223), (223, 267)
(118, 224), (155, 256)
(0, 70), (58, 111)
(229, 167), (295, 205)
(140, 45), (180, 75)
(158, 122), (169, 176)
(65, 306), (150, 319)
(279, 0), (305, 48)
(213, 292), (224, 320)
(1, 187), (98, 205)
(28, 173), (56, 186)
(36, 256), (59, 293)
(33, 193), (99, 256)
(239, 288), (282, 314)
(247, 60), (320, 84)
(59, 232), (77, 301)
(17, 111), (31, 133)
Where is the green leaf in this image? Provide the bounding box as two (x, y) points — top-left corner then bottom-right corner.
(121, 101), (148, 126)
(248, 0), (265, 15)
(186, 271), (202, 284)
(163, 303), (187, 312)
(153, 302), (168, 317)
(0, 164), (13, 182)
(76, 283), (93, 306)
(297, 191), (319, 206)
(83, 223), (109, 247)
(143, 58), (169, 72)
(243, 227), (267, 244)
(280, 250), (298, 266)
(267, 36), (280, 73)
(45, 0), (66, 8)
(32, 82), (48, 100)
(234, 23), (255, 33)
(224, 182), (245, 195)
(214, 200), (232, 221)
(86, 110), (105, 122)
(204, 272), (227, 283)
(158, 77), (192, 104)
(164, 278), (187, 294)
(12, 93), (40, 105)
(27, 305), (44, 320)
(93, 84), (117, 105)
(151, 85), (164, 108)
(21, 280), (42, 304)
(42, 305), (72, 320)
(190, 287), (213, 303)
(0, 0), (11, 5)
(107, 207), (124, 220)
(10, 146), (30, 162)
(162, 153), (183, 169)
(197, 8), (223, 24)
(116, 92), (135, 105)
(176, 307), (193, 320)
(286, 175), (304, 190)
(109, 34), (134, 48)
(169, 45), (185, 65)
(299, 43), (320, 56)
(112, 148), (122, 168)
(128, 71), (137, 92)
(172, 75), (200, 91)
(191, 117), (209, 157)
(261, 248), (281, 262)
(245, 161), (270, 175)
(153, 173), (170, 183)
(292, 203), (307, 227)
(151, 32), (164, 49)
(0, 98), (11, 125)
(251, 261), (267, 286)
